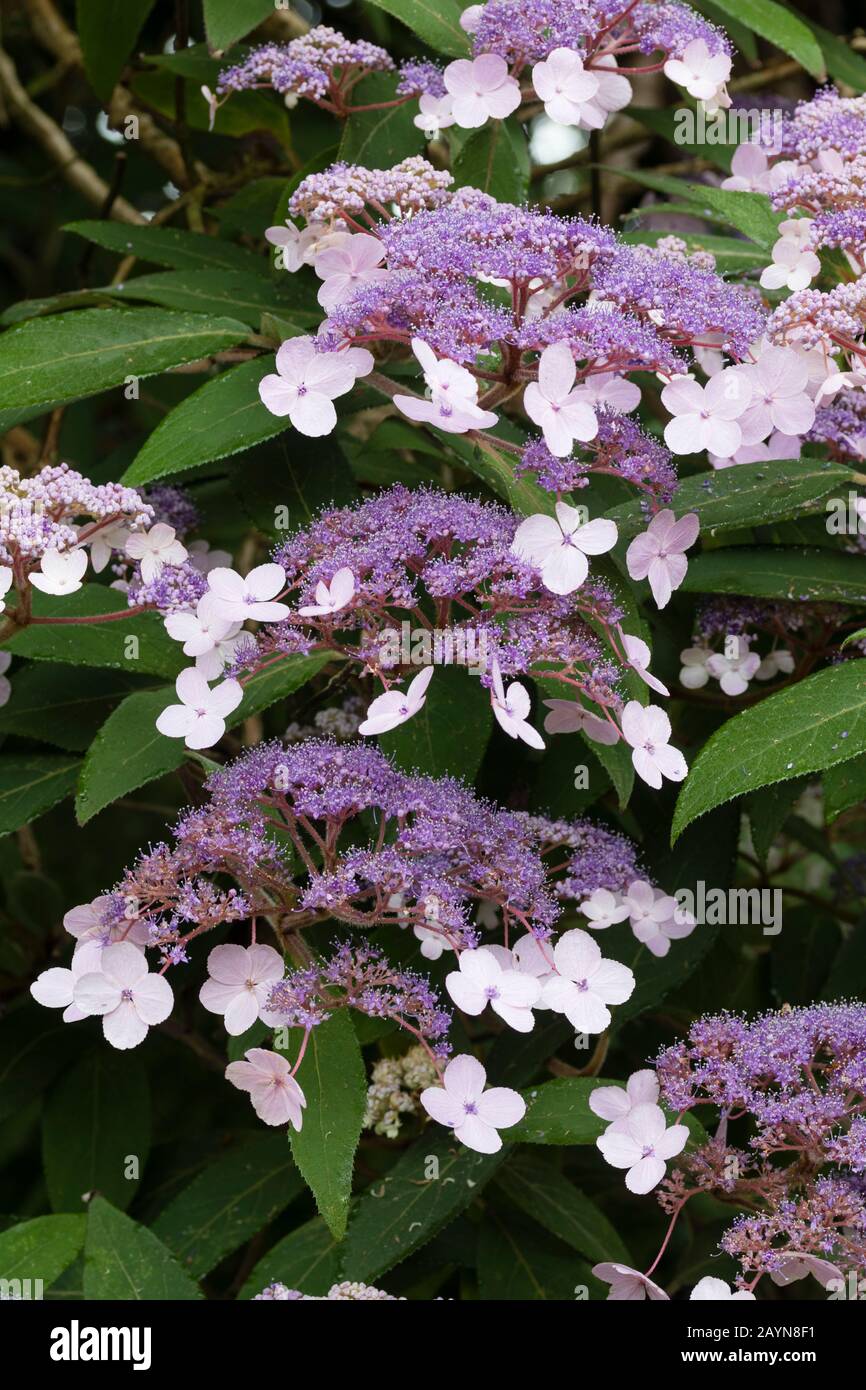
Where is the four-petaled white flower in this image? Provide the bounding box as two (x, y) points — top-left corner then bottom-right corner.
(258, 337), (359, 436)
(125, 523), (188, 584)
(531, 48), (600, 126)
(359, 666), (434, 736)
(31, 944), (109, 1024)
(29, 548), (88, 596)
(542, 698), (620, 744)
(690, 1277), (756, 1301)
(661, 370), (752, 459)
(420, 1052), (525, 1153)
(621, 701), (688, 789)
(89, 520), (131, 574)
(164, 593), (239, 658)
(490, 658), (545, 750)
(736, 346), (816, 444)
(705, 643), (761, 696)
(199, 943), (285, 1035)
(679, 645), (713, 689)
(446, 946), (541, 1032)
(414, 92), (454, 138)
(589, 1068), (660, 1126)
(541, 928), (635, 1033)
(596, 1101), (689, 1193)
(760, 219), (820, 292)
(625, 509), (700, 609)
(592, 1262), (670, 1301)
(512, 501), (618, 596)
(395, 337), (498, 435)
(756, 647), (795, 681)
(579, 887), (630, 930)
(442, 54), (521, 129)
(156, 668), (244, 749)
(664, 39), (732, 106)
(265, 220), (323, 272)
(298, 566), (356, 617)
(225, 1047), (307, 1128)
(623, 879), (696, 958)
(206, 563), (289, 623)
(73, 941), (174, 1050)
(574, 54), (633, 128)
(524, 341), (599, 457)
(314, 232), (389, 312)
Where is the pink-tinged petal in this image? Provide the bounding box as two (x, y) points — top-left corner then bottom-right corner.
(588, 1085), (630, 1121)
(207, 943), (254, 984)
(225, 1059), (260, 1094)
(666, 513), (700, 551)
(771, 393), (814, 435)
(274, 336), (315, 380)
(457, 949), (502, 986)
(663, 413), (699, 455)
(652, 743), (688, 782)
(567, 990), (612, 1033)
(597, 1130), (642, 1168)
(473, 52), (510, 87)
(553, 927), (601, 980)
(173, 666), (209, 707)
(624, 531), (657, 581)
(245, 564), (285, 601)
(420, 1085), (462, 1127)
(538, 340), (577, 401)
(290, 391), (338, 438)
(103, 1000), (149, 1050)
(561, 396), (598, 442)
(31, 967), (75, 1009)
(646, 556), (674, 609)
(454, 1113), (502, 1153)
(492, 999), (535, 1031)
(101, 941), (148, 988)
(443, 1051), (486, 1103)
(208, 679), (244, 719)
(540, 975), (577, 1014)
(258, 373), (297, 417)
(407, 664), (435, 705)
(74, 972), (120, 1016)
(445, 971), (486, 1015)
(482, 80), (521, 120)
(499, 972), (541, 1008)
(626, 1102), (668, 1144)
(247, 943), (284, 983)
(504, 681), (531, 722)
(627, 1071), (662, 1108)
(223, 989), (262, 1036)
(207, 567), (246, 601)
(476, 1086), (526, 1128)
(132, 973), (174, 1025)
(661, 377), (704, 415)
(590, 959), (635, 1005)
(303, 353), (357, 397)
(573, 517), (618, 555)
(632, 747), (662, 789)
(199, 978), (240, 1015)
(626, 1154), (667, 1194)
(511, 512), (562, 565)
(655, 1123), (689, 1160)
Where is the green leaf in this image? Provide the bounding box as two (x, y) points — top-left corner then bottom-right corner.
(823, 916), (866, 1000)
(339, 75), (426, 167)
(286, 1012), (367, 1241)
(453, 120), (529, 202)
(380, 664), (493, 780)
(672, 661), (866, 841)
(477, 1205), (594, 1300)
(43, 1051), (151, 1212)
(76, 0), (157, 100)
(0, 666), (152, 751)
(680, 546), (866, 603)
(701, 0), (826, 79)
(0, 308), (248, 418)
(510, 1077), (608, 1144)
(0, 1215), (86, 1291)
(364, 0), (471, 57)
(124, 357), (286, 484)
(3, 585), (185, 677)
(0, 753), (81, 834)
(623, 228), (766, 272)
(339, 1130), (507, 1282)
(824, 753), (866, 824)
(496, 1152), (631, 1265)
(803, 20), (866, 92)
(607, 458), (851, 540)
(684, 184), (782, 249)
(65, 220), (266, 274)
(239, 1216), (341, 1299)
(152, 1133), (304, 1279)
(771, 905), (839, 1006)
(75, 653), (332, 823)
(0, 1007), (89, 1124)
(110, 270), (317, 327)
(747, 776), (810, 866)
(203, 0), (275, 51)
(83, 1197), (203, 1299)
(443, 429), (556, 518)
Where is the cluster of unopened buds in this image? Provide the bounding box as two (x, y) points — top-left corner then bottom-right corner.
(592, 1004), (866, 1300)
(29, 737), (698, 1153)
(208, 5), (735, 140)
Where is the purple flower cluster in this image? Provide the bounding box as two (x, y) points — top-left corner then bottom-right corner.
(469, 0), (731, 66)
(288, 157), (453, 225)
(216, 27), (395, 104)
(0, 462), (150, 565)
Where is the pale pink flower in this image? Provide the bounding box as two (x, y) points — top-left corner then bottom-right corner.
(756, 647), (795, 681)
(199, 943), (285, 1035)
(298, 566), (355, 617)
(443, 54), (521, 129)
(592, 1262), (670, 1301)
(359, 666), (434, 736)
(621, 633), (669, 697)
(73, 941), (173, 1049)
(679, 646), (713, 689)
(625, 509), (699, 609)
(736, 347), (816, 444)
(31, 944), (109, 1024)
(531, 48), (599, 126)
(624, 879), (696, 958)
(414, 92), (454, 138)
(265, 220), (323, 272)
(578, 55), (632, 127)
(589, 1068), (660, 1126)
(579, 887), (630, 930)
(314, 233), (389, 312)
(661, 371), (752, 459)
(420, 1052), (525, 1153)
(490, 659), (545, 750)
(541, 928), (635, 1033)
(597, 1102), (689, 1193)
(523, 341), (598, 456)
(721, 141), (773, 193)
(459, 4), (484, 33)
(206, 563), (289, 623)
(446, 947), (541, 1032)
(664, 40), (731, 104)
(29, 547), (88, 596)
(769, 1252), (842, 1289)
(258, 337), (358, 436)
(705, 645), (761, 696)
(125, 524), (187, 584)
(512, 933), (556, 992)
(760, 224), (820, 292)
(542, 698), (620, 744)
(512, 501), (617, 595)
(89, 520), (130, 573)
(573, 371), (641, 413)
(690, 1277), (756, 1301)
(155, 668), (243, 750)
(394, 391), (497, 434)
(621, 701), (688, 789)
(225, 1047), (306, 1128)
(164, 593), (239, 658)
(187, 541), (233, 575)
